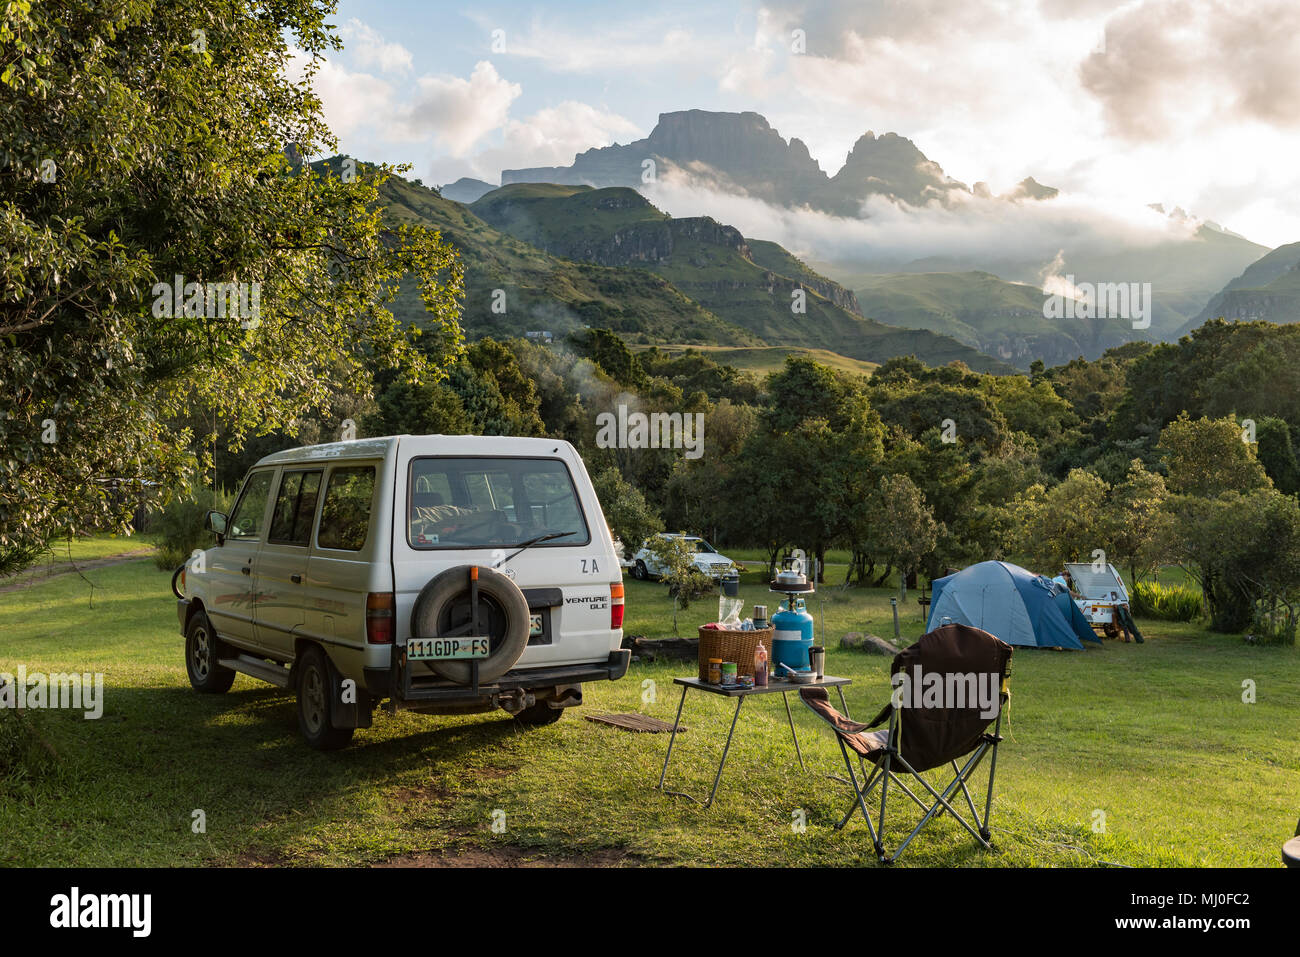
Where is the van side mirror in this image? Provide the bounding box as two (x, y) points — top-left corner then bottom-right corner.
(204, 510), (228, 544)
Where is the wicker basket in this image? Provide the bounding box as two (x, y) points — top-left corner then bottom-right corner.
(697, 625), (775, 682)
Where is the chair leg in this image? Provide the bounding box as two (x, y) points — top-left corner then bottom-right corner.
(982, 713), (1005, 842)
(837, 738), (880, 850)
(953, 759), (982, 823)
(837, 763), (881, 830)
(877, 751), (891, 861)
(891, 752), (992, 855)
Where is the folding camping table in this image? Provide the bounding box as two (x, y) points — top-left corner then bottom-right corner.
(655, 674), (852, 809)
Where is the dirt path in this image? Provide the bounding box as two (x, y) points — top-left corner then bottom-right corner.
(0, 549), (158, 595)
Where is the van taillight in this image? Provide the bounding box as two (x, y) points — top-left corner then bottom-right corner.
(366, 592), (394, 644)
(610, 582), (625, 629)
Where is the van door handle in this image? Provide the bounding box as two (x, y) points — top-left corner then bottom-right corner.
(291, 574), (302, 584)
(241, 566), (251, 575)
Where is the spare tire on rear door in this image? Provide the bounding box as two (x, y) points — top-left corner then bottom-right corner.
(410, 565), (531, 684)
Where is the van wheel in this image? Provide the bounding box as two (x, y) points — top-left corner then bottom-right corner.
(633, 560), (648, 580)
(411, 566), (530, 685)
(185, 612), (236, 694)
(514, 701), (565, 726)
(295, 645), (354, 751)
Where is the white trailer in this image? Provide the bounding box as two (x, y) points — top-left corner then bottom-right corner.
(1064, 562), (1129, 636)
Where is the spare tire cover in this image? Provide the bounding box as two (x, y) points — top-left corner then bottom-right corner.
(410, 565), (530, 684)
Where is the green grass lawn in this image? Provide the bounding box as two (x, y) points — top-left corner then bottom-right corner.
(1, 557), (1296, 867)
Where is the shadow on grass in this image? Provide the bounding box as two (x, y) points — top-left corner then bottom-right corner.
(1, 682), (566, 866)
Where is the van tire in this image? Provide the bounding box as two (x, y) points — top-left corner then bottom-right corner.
(295, 645), (354, 751)
(514, 701), (565, 726)
(185, 611), (236, 694)
(411, 566), (530, 685)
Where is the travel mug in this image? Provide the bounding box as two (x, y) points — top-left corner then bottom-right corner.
(808, 645), (825, 680)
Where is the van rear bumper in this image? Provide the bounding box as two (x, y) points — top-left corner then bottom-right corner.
(366, 648), (630, 703)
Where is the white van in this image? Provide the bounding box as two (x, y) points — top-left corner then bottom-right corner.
(176, 435), (629, 749)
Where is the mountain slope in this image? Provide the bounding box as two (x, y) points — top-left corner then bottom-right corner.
(364, 166), (760, 346)
(504, 110), (830, 208)
(820, 222), (1267, 342)
(496, 109), (1265, 346)
(469, 184), (1015, 372)
(438, 177), (496, 203)
(1179, 241), (1300, 335)
(852, 271), (1141, 368)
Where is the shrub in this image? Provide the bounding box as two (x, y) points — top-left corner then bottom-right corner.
(152, 486), (232, 570)
(1249, 600), (1297, 646)
(647, 534), (718, 634)
(1131, 580), (1202, 622)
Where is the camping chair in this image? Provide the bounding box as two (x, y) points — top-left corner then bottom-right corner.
(800, 623), (1013, 864)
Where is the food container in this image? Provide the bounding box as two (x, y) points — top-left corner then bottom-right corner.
(707, 658), (722, 684)
(736, 674), (754, 689)
(720, 662), (738, 685)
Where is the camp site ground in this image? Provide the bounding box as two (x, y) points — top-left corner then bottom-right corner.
(2, 539), (1295, 869)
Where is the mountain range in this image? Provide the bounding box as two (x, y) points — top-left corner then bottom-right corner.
(471, 109), (1273, 351)
(1178, 241), (1300, 336)
(500, 110), (1028, 216)
(465, 182), (1011, 369)
(328, 160), (1014, 373)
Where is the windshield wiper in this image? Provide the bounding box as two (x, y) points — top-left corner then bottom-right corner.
(497, 531), (575, 567)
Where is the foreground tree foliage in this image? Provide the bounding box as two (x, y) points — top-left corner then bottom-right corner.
(0, 0), (463, 570)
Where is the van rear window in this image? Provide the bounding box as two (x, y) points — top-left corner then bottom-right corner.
(318, 466), (376, 551)
(408, 457), (590, 550)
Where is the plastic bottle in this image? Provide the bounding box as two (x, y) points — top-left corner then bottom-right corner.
(754, 640), (768, 687)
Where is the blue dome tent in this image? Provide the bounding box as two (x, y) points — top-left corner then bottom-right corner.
(926, 561), (1100, 650)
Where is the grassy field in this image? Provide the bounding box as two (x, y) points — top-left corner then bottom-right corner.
(1, 553), (1296, 868)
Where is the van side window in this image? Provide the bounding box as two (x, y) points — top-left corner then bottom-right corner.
(317, 466), (376, 551)
(269, 470), (323, 546)
(227, 471), (275, 540)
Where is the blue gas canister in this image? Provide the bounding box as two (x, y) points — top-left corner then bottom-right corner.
(770, 597), (814, 672)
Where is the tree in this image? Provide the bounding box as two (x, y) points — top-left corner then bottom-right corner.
(1159, 414), (1270, 497)
(748, 358), (885, 579)
(1104, 459), (1169, 585)
(1012, 469), (1110, 573)
(1253, 416), (1300, 496)
(1, 2), (464, 570)
(647, 534), (716, 635)
(591, 466), (663, 558)
(568, 328), (648, 389)
(847, 473), (942, 592)
(1161, 488), (1300, 632)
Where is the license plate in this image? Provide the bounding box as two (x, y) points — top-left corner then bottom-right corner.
(530, 613), (544, 637)
(408, 637), (490, 660)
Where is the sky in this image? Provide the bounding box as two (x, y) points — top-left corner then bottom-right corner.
(303, 0), (1300, 249)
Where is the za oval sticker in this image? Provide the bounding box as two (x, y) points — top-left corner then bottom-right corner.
(578, 556), (603, 575)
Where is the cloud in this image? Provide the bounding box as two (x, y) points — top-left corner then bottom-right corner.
(285, 48), (396, 144)
(466, 13), (712, 72)
(338, 19), (413, 74)
(430, 101), (643, 186)
(1079, 0), (1300, 141)
(642, 164), (1195, 275)
(726, 1), (1113, 193)
(397, 61), (522, 155)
